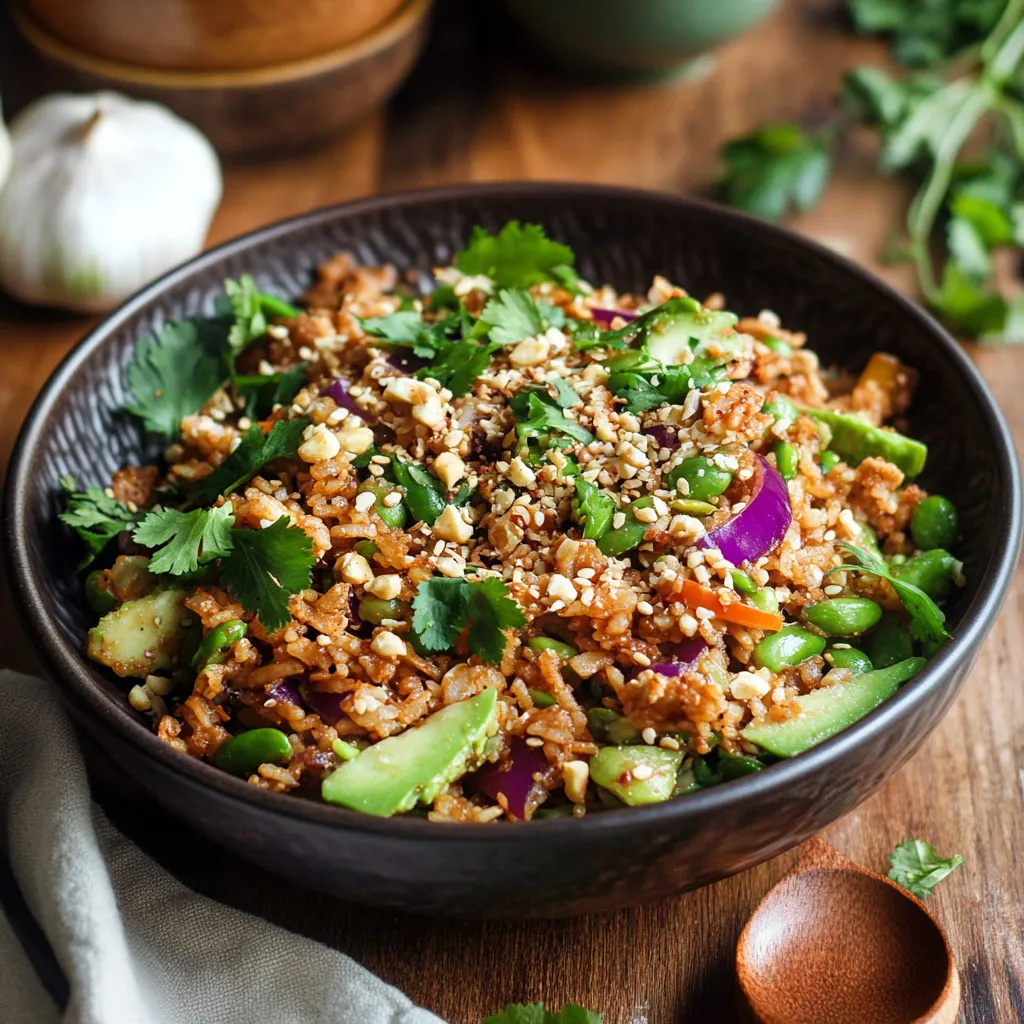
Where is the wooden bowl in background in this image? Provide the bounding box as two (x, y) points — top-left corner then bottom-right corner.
(11, 0), (432, 157)
(23, 0), (407, 71)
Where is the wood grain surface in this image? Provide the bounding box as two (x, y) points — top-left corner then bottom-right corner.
(2, 2), (1022, 1021)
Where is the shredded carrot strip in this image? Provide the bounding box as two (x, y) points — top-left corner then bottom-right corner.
(676, 579), (783, 632)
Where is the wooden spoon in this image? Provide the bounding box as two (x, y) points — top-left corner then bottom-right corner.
(737, 837), (959, 1024)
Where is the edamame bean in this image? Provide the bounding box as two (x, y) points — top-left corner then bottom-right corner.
(666, 457), (732, 502)
(763, 395), (798, 426)
(827, 646), (873, 674)
(357, 478), (408, 529)
(820, 450), (841, 474)
(355, 540), (379, 560)
(528, 637), (578, 660)
(911, 495), (958, 550)
(774, 440), (799, 480)
(863, 620), (914, 668)
(214, 728), (292, 776)
(193, 619), (247, 671)
(763, 337), (793, 357)
(753, 625), (826, 672)
(802, 597), (882, 637)
(597, 496), (655, 557)
(84, 569), (116, 613)
(528, 688), (558, 708)
(751, 587), (779, 614)
(358, 596), (408, 625)
(894, 549), (957, 601)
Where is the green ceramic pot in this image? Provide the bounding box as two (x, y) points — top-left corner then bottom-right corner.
(504, 0), (782, 81)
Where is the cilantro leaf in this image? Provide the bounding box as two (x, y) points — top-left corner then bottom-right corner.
(59, 475), (145, 568)
(484, 1003), (603, 1024)
(359, 311), (443, 358)
(456, 222), (577, 290)
(550, 377), (581, 408)
(828, 542), (950, 654)
(219, 518), (315, 632)
(423, 339), (500, 398)
(411, 576), (525, 666)
(133, 504), (235, 576)
(480, 288), (544, 344)
(719, 123), (833, 221)
(573, 478), (615, 540)
(929, 261), (1010, 337)
(389, 456), (448, 525)
(124, 319), (226, 439)
(225, 275), (268, 363)
(188, 418), (309, 508)
(509, 389), (594, 450)
(569, 320), (627, 352)
(232, 364), (309, 419)
(888, 838), (964, 898)
(465, 577), (527, 665)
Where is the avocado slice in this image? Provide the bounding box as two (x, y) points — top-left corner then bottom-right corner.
(589, 745), (683, 806)
(644, 306), (739, 365)
(86, 588), (188, 678)
(800, 408), (927, 477)
(321, 688), (499, 816)
(741, 657), (925, 757)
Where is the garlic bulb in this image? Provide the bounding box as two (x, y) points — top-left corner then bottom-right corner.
(0, 99), (10, 192)
(0, 92), (221, 313)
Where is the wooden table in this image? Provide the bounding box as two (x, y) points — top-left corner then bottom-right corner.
(2, 2), (1022, 1020)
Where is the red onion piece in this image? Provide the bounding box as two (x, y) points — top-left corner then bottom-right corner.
(323, 378), (363, 417)
(644, 423), (681, 451)
(266, 680), (305, 709)
(697, 456), (792, 566)
(591, 307), (638, 326)
(650, 637), (709, 677)
(473, 737), (549, 821)
(386, 351), (427, 373)
(302, 686), (345, 725)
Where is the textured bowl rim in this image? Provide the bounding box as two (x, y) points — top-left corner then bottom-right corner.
(5, 181), (1022, 843)
(12, 0), (432, 89)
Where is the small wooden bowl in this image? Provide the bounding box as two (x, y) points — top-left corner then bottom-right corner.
(23, 0), (408, 71)
(12, 0), (431, 157)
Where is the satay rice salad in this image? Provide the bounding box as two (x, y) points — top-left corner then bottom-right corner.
(61, 221), (963, 821)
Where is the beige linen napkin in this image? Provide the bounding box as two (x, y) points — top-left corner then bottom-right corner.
(0, 670), (445, 1024)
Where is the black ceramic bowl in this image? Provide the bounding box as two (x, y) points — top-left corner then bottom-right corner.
(5, 184), (1021, 918)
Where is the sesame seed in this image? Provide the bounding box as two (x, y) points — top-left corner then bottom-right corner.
(525, 737), (544, 747)
(642, 727), (657, 745)
(823, 584), (843, 596)
(637, 600), (654, 616)
(633, 652), (652, 667)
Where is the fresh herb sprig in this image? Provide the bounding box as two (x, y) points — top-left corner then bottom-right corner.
(411, 576), (526, 666)
(456, 221), (581, 292)
(717, 0), (1024, 342)
(888, 838), (965, 898)
(123, 278), (300, 438)
(827, 542), (950, 654)
(483, 1004), (602, 1024)
(58, 476), (146, 568)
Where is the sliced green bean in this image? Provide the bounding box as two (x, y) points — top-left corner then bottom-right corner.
(528, 689), (558, 708)
(666, 457), (733, 501)
(528, 637), (579, 660)
(357, 478), (407, 529)
(827, 646), (873, 675)
(85, 570), (116, 613)
(774, 440), (799, 480)
(894, 549), (957, 601)
(820, 450), (841, 473)
(597, 496), (654, 557)
(863, 620), (914, 669)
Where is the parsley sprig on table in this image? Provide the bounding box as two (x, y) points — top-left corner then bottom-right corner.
(888, 838), (965, 898)
(484, 1003), (602, 1024)
(717, 0), (1024, 342)
(411, 576), (526, 666)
